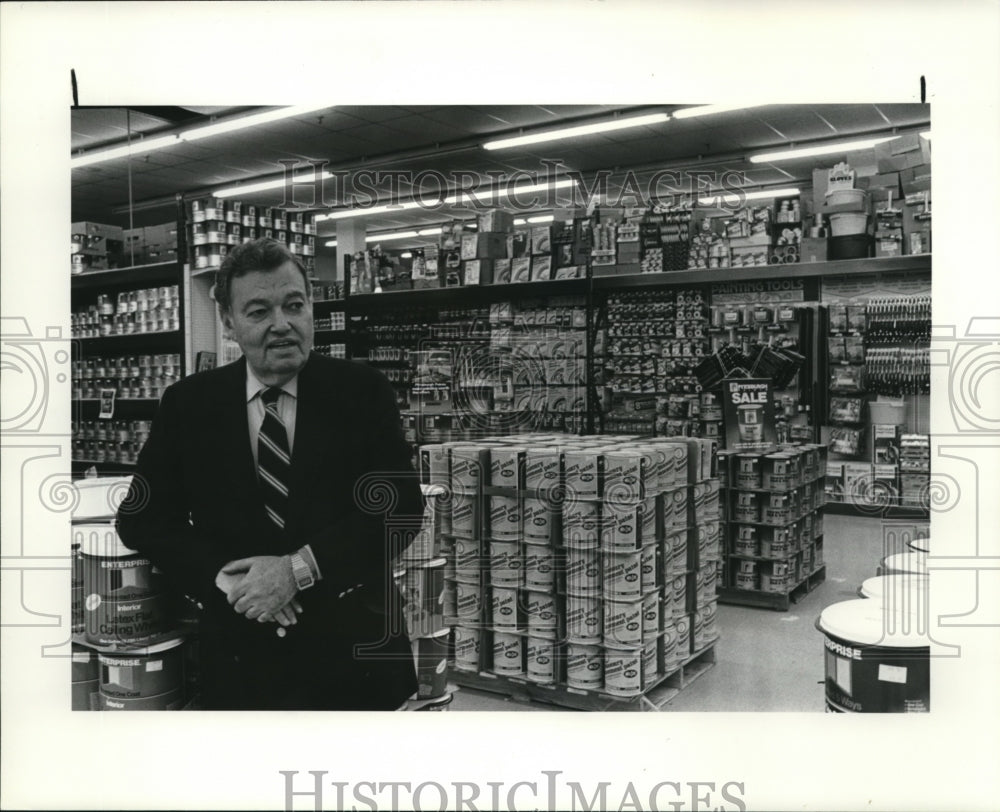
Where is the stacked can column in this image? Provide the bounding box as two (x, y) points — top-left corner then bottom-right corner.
(716, 443), (828, 609)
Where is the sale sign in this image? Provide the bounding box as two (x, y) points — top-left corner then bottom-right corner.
(722, 378), (777, 451)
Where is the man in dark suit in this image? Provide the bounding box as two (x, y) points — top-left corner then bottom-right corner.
(117, 238), (422, 710)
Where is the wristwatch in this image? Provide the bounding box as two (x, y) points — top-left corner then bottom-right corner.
(289, 551), (316, 590)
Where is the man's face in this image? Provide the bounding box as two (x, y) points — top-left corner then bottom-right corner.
(221, 260), (314, 385)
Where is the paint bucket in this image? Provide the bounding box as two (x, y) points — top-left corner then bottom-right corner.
(491, 586), (521, 630)
(603, 646), (643, 697)
(699, 563), (718, 604)
(562, 499), (600, 548)
(734, 492), (760, 523)
(78, 523), (171, 647)
(489, 540), (523, 587)
(736, 453), (762, 489)
(858, 574), (929, 622)
(602, 550), (643, 600)
(524, 544), (556, 591)
(522, 497), (554, 541)
(524, 448), (562, 495)
(667, 487), (688, 529)
(816, 598), (929, 713)
(71, 541), (85, 634)
(414, 629), (451, 698)
(675, 614), (692, 657)
(453, 625), (481, 672)
(566, 547), (601, 595)
(71, 475), (133, 522)
(664, 531), (687, 579)
(453, 537), (484, 582)
(604, 599), (643, 646)
(659, 622), (678, 674)
(526, 591), (558, 635)
(734, 525), (759, 557)
(449, 490), (478, 537)
(700, 599), (719, 643)
(565, 594), (602, 644)
(489, 495), (521, 540)
(602, 450), (645, 504)
(526, 636), (557, 684)
(442, 578), (457, 619)
(640, 545), (657, 594)
(658, 442), (688, 489)
(764, 492), (791, 525)
(489, 446), (524, 489)
(450, 445), (484, 493)
(71, 643), (99, 711)
(642, 590), (661, 642)
(491, 631), (525, 676)
(670, 575), (687, 618)
(761, 561), (791, 593)
(455, 580), (483, 625)
(98, 635), (186, 702)
(563, 449), (601, 499)
(565, 643), (604, 690)
(691, 610), (706, 652)
(880, 552), (928, 578)
(735, 561), (757, 591)
(760, 526), (790, 558)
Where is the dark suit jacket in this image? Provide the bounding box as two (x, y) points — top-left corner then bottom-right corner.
(116, 352), (423, 709)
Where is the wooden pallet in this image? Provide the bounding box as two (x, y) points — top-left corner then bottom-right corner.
(717, 565), (826, 611)
(450, 643), (717, 712)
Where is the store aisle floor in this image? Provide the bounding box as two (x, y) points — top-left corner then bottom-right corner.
(448, 513), (891, 712)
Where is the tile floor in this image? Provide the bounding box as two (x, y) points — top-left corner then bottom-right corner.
(448, 513), (895, 712)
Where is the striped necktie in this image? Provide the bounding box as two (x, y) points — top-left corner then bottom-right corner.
(258, 387), (291, 530)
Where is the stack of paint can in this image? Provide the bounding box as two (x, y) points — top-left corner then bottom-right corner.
(71, 476), (191, 710)
(716, 444), (828, 608)
(425, 433), (722, 702)
(392, 483), (451, 704)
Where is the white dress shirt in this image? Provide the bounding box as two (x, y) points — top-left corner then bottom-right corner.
(246, 366), (298, 467)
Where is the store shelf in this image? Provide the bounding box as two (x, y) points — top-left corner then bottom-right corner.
(73, 331), (183, 353)
(190, 265), (220, 279)
(71, 262), (180, 291)
(592, 255), (931, 290)
(73, 397), (160, 404)
(348, 277), (590, 310)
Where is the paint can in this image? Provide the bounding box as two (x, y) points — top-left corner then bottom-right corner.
(450, 445), (484, 493)
(602, 550), (643, 600)
(489, 495), (521, 540)
(640, 544), (657, 594)
(522, 497), (554, 541)
(562, 499), (600, 548)
(491, 631), (525, 676)
(71, 643), (99, 711)
(491, 586), (521, 630)
(642, 589), (661, 642)
(670, 575), (687, 618)
(604, 599), (643, 646)
(526, 591), (558, 635)
(455, 580), (483, 626)
(453, 537), (484, 582)
(489, 540), (523, 587)
(565, 594), (602, 644)
(880, 552), (928, 578)
(565, 643), (603, 690)
(816, 598), (929, 712)
(566, 547), (601, 595)
(603, 646), (643, 697)
(523, 543), (556, 591)
(449, 489), (477, 537)
(413, 628), (451, 698)
(98, 635), (186, 704)
(736, 453), (762, 489)
(526, 636), (557, 684)
(563, 449), (601, 499)
(453, 625), (481, 672)
(78, 523), (171, 647)
(659, 621), (678, 675)
(858, 574), (929, 623)
(524, 448), (562, 494)
(489, 446), (524, 489)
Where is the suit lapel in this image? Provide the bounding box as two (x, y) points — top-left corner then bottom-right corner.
(220, 357), (266, 521)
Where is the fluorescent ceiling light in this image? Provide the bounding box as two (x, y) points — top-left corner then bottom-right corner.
(527, 215), (554, 223)
(750, 136), (898, 163)
(367, 230), (420, 243)
(71, 105), (332, 169)
(400, 252), (413, 259)
(319, 179), (576, 221)
(920, 131), (931, 140)
(698, 186), (800, 206)
(482, 113), (669, 151)
(180, 105), (330, 141)
(324, 240), (337, 248)
(673, 104), (765, 119)
(215, 171), (334, 198)
(70, 134), (183, 168)
(418, 227), (446, 236)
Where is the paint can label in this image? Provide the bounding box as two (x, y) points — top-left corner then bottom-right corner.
(491, 632), (524, 676)
(565, 643), (603, 690)
(453, 625), (481, 671)
(565, 594), (602, 644)
(604, 599), (643, 646)
(603, 647), (643, 697)
(526, 637), (556, 684)
(566, 548), (601, 595)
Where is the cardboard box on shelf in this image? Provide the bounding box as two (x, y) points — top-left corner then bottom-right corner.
(799, 237), (828, 263)
(900, 165), (932, 195)
(478, 210), (515, 233)
(462, 259), (494, 285)
(461, 233), (508, 260)
(530, 226), (552, 255)
(510, 257), (532, 283)
(508, 232), (530, 259)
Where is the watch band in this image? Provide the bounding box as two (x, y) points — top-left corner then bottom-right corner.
(289, 551), (316, 590)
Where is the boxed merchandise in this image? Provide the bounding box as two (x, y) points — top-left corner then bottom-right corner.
(511, 257), (532, 283)
(462, 259), (494, 285)
(842, 462), (873, 503)
(491, 258), (512, 284)
(530, 226), (552, 255)
(873, 424), (901, 464)
(829, 426), (864, 456)
(478, 210), (515, 232)
(531, 256), (552, 282)
(461, 233), (508, 260)
(829, 396), (864, 424)
(508, 232), (530, 258)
